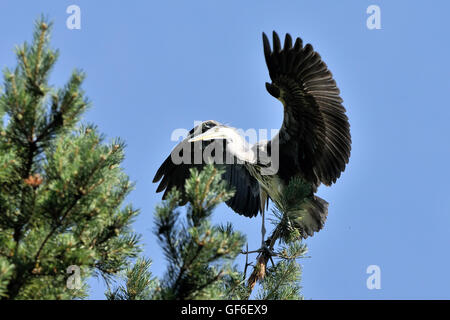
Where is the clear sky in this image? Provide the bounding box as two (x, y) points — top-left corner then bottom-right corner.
(1, 0), (450, 299)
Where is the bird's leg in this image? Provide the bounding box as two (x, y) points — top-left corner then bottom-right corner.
(240, 211), (273, 256)
(261, 209), (266, 249)
(259, 189), (268, 251)
(240, 192), (276, 257)
(259, 209), (277, 256)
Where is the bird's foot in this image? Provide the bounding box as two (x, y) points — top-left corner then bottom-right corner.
(260, 242), (276, 257)
(241, 243), (276, 257)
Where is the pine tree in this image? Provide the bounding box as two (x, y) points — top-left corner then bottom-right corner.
(108, 165), (308, 300)
(108, 165), (248, 300)
(0, 18), (141, 299)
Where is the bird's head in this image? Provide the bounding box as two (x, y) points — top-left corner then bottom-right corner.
(188, 126), (256, 163)
(188, 126), (235, 143)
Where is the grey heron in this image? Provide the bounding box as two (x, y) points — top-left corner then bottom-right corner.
(153, 31), (351, 245)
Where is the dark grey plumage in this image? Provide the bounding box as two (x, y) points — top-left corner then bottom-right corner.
(153, 32), (351, 238)
(153, 120), (260, 217)
(262, 31), (351, 187)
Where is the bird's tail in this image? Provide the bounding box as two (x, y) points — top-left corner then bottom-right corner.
(294, 195), (329, 239)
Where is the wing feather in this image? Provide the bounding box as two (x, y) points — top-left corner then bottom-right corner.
(263, 32), (351, 185)
(153, 120), (260, 217)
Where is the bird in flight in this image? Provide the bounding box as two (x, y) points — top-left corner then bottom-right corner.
(153, 31), (351, 246)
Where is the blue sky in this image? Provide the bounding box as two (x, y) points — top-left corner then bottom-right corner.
(1, 0), (450, 299)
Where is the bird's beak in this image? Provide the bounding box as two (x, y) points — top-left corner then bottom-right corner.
(188, 131), (224, 143)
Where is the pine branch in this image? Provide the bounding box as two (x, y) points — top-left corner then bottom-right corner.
(106, 258), (158, 300)
(154, 165), (246, 300)
(246, 177), (310, 298)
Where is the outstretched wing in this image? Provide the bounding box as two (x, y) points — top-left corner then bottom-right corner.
(263, 32), (351, 186)
(153, 120), (260, 217)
